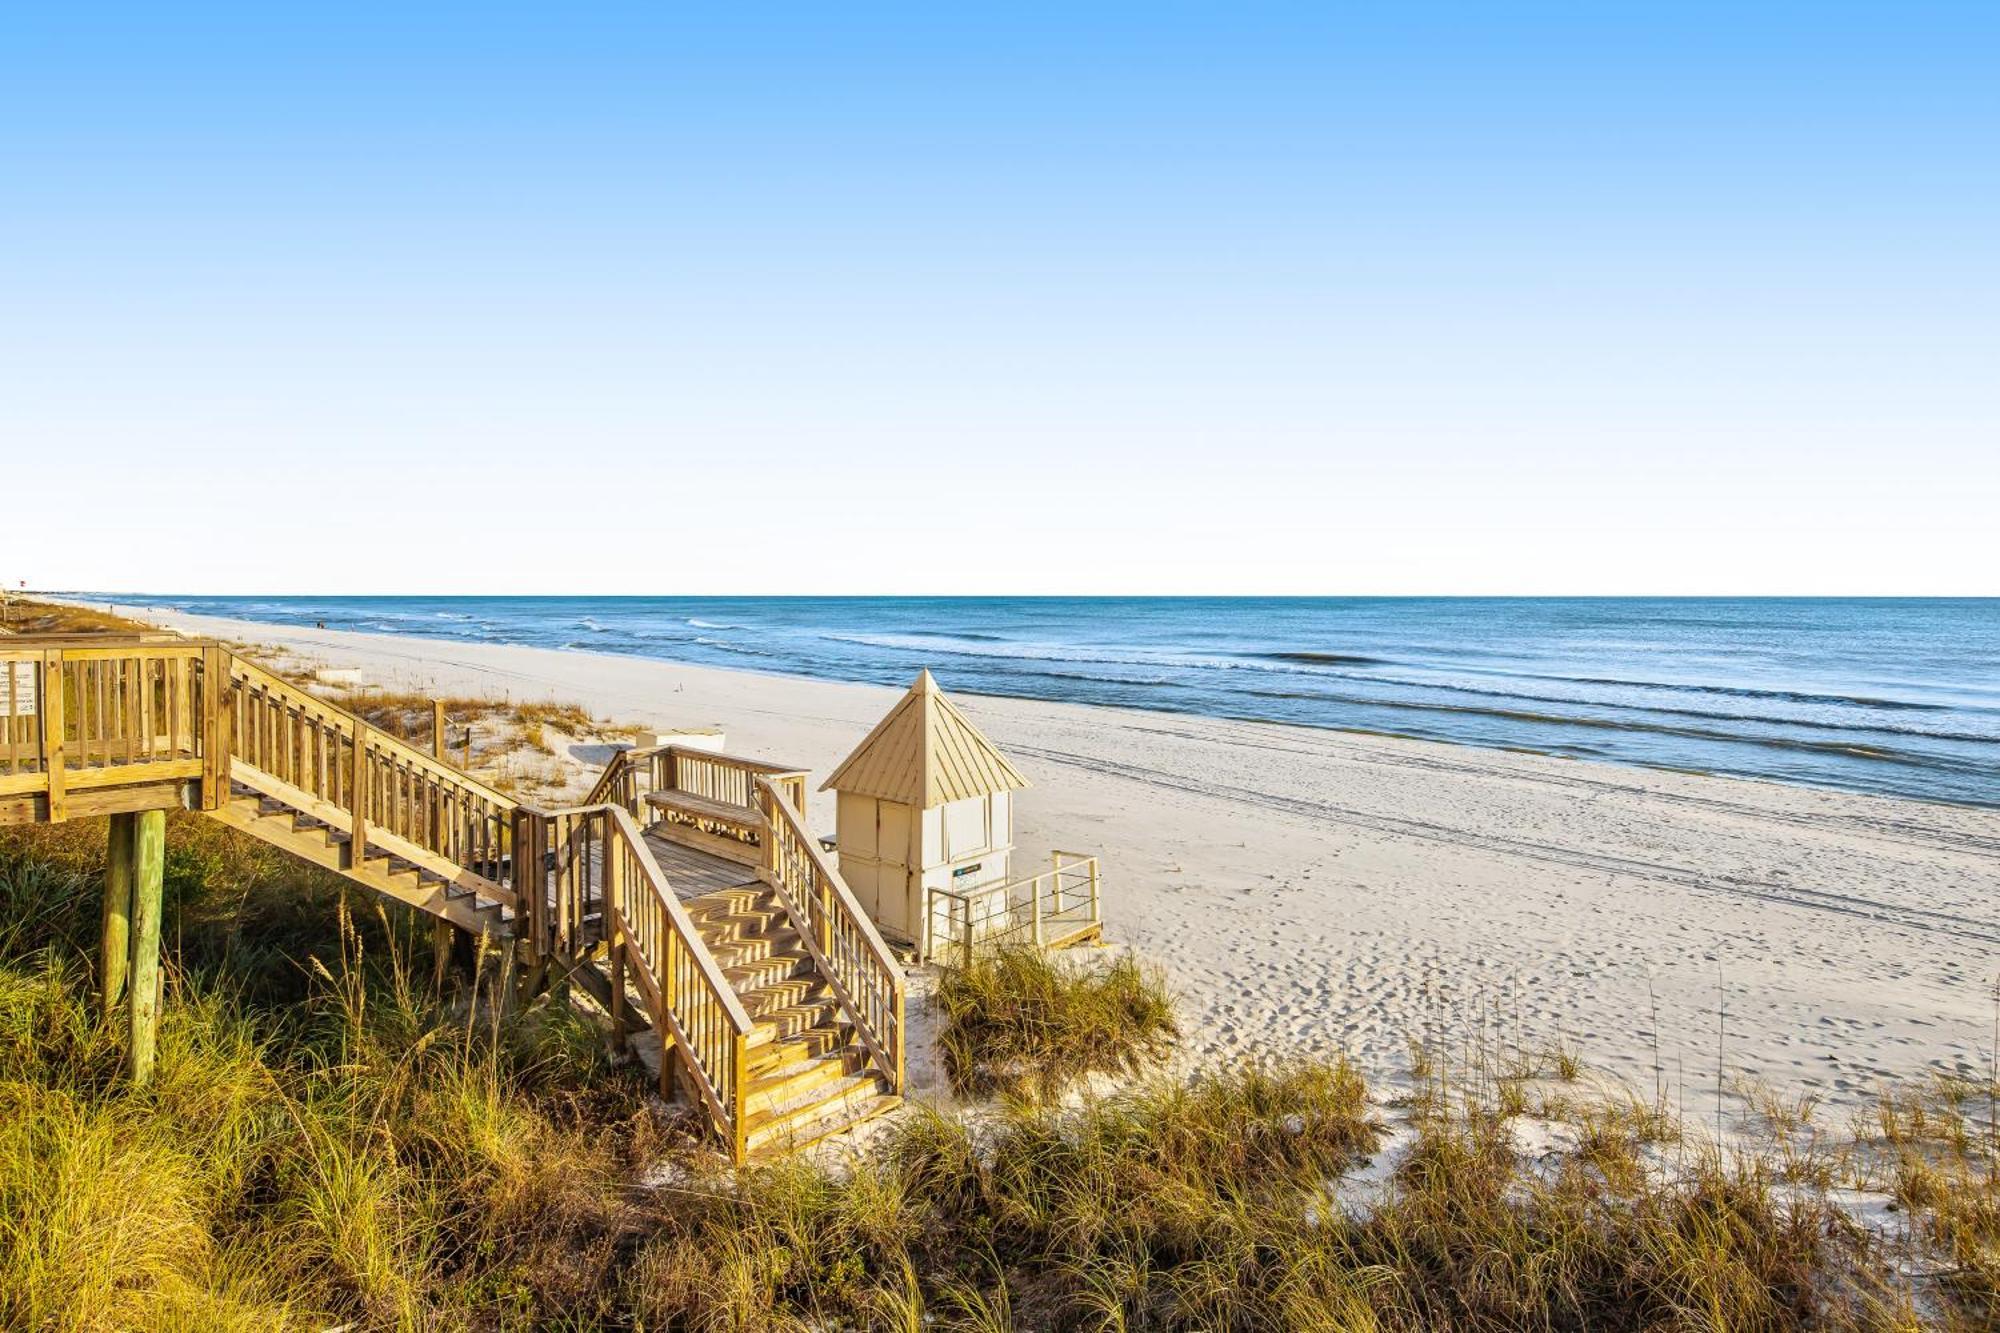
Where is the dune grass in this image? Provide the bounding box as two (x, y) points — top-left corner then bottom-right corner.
(0, 819), (654, 1331)
(2, 818), (1997, 1328)
(935, 946), (1180, 1100)
(617, 1053), (1990, 1331)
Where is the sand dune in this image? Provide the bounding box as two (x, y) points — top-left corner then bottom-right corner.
(136, 605), (2000, 1113)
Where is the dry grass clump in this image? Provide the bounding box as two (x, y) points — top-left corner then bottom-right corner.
(935, 946), (1179, 1100)
(313, 685), (629, 801)
(515, 698), (597, 738)
(1865, 1076), (2000, 1323)
(0, 818), (659, 1330)
(625, 1051), (1961, 1330)
(629, 1058), (1381, 1330)
(1353, 1108), (1897, 1329)
(0, 920), (655, 1330)
(2, 814), (364, 1002)
(321, 688), (536, 747)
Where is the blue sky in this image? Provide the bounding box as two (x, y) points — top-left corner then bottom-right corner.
(4, 4), (1995, 594)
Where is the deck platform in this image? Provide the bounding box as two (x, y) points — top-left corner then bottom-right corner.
(642, 828), (765, 901)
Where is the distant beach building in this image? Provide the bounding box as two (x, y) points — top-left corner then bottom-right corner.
(826, 669), (1100, 961)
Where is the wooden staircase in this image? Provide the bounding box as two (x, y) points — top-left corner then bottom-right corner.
(0, 636), (904, 1161)
(685, 884), (899, 1154)
(208, 783), (516, 937)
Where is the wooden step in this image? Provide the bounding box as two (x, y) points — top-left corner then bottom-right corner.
(744, 1074), (894, 1157)
(745, 1046), (873, 1118)
(746, 1019), (847, 1073)
(738, 973), (831, 1019)
(684, 883), (775, 912)
(722, 949), (812, 991)
(693, 909), (793, 950)
(704, 929), (804, 971)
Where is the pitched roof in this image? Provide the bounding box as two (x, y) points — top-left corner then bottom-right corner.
(821, 669), (1030, 808)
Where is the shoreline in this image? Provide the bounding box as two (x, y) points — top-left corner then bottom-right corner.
(98, 602), (2000, 1111)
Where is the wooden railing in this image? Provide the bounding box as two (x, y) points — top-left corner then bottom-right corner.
(673, 747), (807, 812)
(587, 742), (808, 864)
(589, 742), (806, 815)
(224, 656), (516, 907)
(1, 641), (210, 820)
(924, 851), (1103, 966)
(534, 800), (756, 1152)
(582, 743), (644, 814)
(756, 777), (903, 1095)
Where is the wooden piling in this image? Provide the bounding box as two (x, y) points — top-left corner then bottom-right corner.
(128, 808), (166, 1087)
(101, 811), (135, 1016)
(432, 917), (455, 990)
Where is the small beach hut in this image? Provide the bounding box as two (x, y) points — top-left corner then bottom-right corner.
(822, 669), (1030, 947)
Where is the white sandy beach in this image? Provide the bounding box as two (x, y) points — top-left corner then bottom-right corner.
(130, 605), (2000, 1114)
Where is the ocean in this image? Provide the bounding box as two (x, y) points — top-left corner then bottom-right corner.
(96, 595), (2000, 808)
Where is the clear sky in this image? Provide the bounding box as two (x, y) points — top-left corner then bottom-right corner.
(4, 3), (1995, 595)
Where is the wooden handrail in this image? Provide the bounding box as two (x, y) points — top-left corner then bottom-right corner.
(582, 745), (640, 811)
(223, 651), (517, 914)
(229, 656), (515, 807)
(536, 799), (755, 1146)
(755, 777), (904, 1094)
(605, 803), (754, 1027)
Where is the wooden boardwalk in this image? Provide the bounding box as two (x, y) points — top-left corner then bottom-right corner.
(1, 635), (905, 1161)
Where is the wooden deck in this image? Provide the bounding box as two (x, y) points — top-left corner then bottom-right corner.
(642, 829), (766, 901)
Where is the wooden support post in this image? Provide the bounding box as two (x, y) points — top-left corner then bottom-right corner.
(608, 932), (627, 1050)
(128, 808), (166, 1087)
(1088, 858), (1101, 928)
(602, 836), (623, 1027)
(520, 956), (550, 1007)
(1032, 872), (1045, 947)
(512, 807), (542, 957)
(40, 650), (65, 822)
(432, 917), (455, 990)
(198, 645), (229, 811)
(102, 812), (135, 1016)
(349, 721), (368, 870)
(730, 1031), (751, 1163)
(432, 699), (446, 760)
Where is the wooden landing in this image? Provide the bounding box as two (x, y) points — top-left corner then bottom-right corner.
(642, 827), (765, 902)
